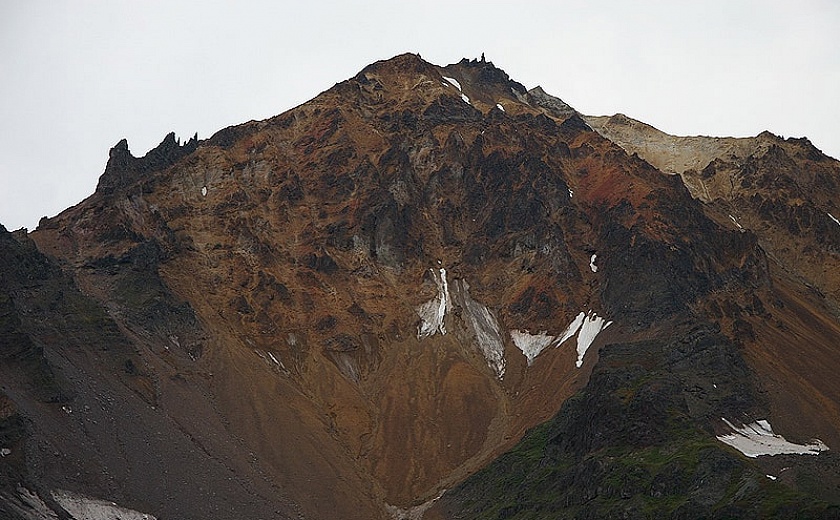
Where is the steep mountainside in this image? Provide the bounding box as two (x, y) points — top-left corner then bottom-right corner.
(587, 114), (840, 308)
(2, 54), (840, 519)
(0, 226), (293, 519)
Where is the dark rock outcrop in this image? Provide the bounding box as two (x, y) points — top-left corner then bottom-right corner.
(96, 131), (198, 194)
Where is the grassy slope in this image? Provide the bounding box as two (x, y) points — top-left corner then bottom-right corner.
(439, 324), (840, 519)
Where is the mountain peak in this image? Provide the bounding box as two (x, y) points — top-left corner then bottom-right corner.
(447, 56), (527, 93)
(439, 56), (527, 104)
(11, 53), (840, 520)
(354, 52), (438, 83)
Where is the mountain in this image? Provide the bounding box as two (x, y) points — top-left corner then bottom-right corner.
(586, 113), (840, 305)
(2, 53), (840, 519)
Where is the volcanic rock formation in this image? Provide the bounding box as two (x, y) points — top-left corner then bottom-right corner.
(2, 53), (840, 519)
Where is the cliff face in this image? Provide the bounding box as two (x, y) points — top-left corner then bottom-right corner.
(1, 54), (839, 519)
(586, 113), (840, 306)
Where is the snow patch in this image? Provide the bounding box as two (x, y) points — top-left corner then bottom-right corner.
(455, 280), (506, 379)
(766, 474), (778, 481)
(589, 254), (598, 273)
(558, 312), (585, 347)
(417, 268), (451, 338)
(568, 188), (574, 198)
(496, 103), (505, 112)
(442, 76), (470, 104)
(267, 351), (287, 370)
(386, 490), (445, 520)
(717, 418), (829, 458)
(201, 186), (207, 197)
(576, 312), (612, 368)
(728, 214), (743, 230)
(442, 76), (462, 91)
(511, 330), (556, 366)
(51, 489), (157, 520)
(512, 312), (585, 366)
(0, 447), (10, 457)
(453, 280), (506, 379)
(418, 272), (505, 377)
(512, 310), (610, 368)
(829, 213), (840, 226)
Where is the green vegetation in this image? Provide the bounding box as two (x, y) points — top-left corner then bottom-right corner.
(450, 415), (836, 519)
(446, 329), (839, 519)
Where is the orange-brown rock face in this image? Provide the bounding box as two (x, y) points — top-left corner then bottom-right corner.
(587, 113), (840, 307)
(4, 53), (839, 519)
(587, 111), (840, 460)
(28, 54), (626, 519)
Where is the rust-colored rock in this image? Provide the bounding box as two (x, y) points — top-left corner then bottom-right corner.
(1, 54), (839, 519)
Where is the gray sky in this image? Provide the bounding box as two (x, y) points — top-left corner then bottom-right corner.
(2, 0), (838, 231)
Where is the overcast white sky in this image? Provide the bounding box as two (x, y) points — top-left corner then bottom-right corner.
(1, 0), (838, 231)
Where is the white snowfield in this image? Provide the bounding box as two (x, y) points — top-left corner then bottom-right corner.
(716, 418), (829, 458)
(51, 490), (157, 520)
(14, 488), (156, 520)
(496, 103), (505, 112)
(416, 268), (451, 338)
(829, 212), (840, 226)
(416, 268), (505, 378)
(267, 351), (287, 370)
(442, 76), (462, 91)
(442, 76), (471, 105)
(589, 254), (598, 273)
(385, 489), (445, 520)
(575, 312), (612, 368)
(511, 310), (611, 368)
(558, 312), (586, 347)
(453, 280), (506, 379)
(510, 330), (556, 366)
(417, 266), (613, 374)
(52, 490), (156, 520)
